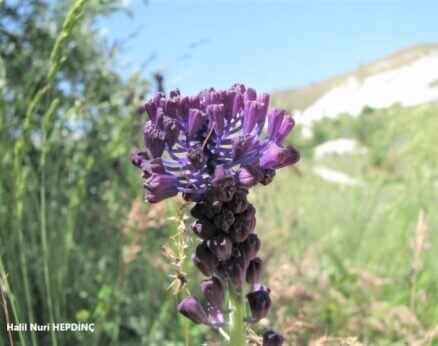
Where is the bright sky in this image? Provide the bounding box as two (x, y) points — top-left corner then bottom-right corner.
(97, 0), (438, 95)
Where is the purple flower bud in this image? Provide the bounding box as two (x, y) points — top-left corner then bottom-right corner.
(232, 92), (244, 116)
(187, 108), (205, 139)
(259, 168), (276, 185)
(246, 257), (262, 287)
(163, 116), (180, 147)
(191, 218), (218, 240)
(226, 190), (248, 214)
(229, 218), (251, 243)
(263, 330), (285, 346)
(190, 200), (222, 219)
(275, 116), (295, 144)
(187, 148), (205, 170)
(247, 289), (272, 321)
(139, 158), (166, 178)
(244, 88), (257, 103)
(213, 208), (235, 232)
(144, 173), (178, 203)
(130, 150), (149, 168)
(143, 120), (166, 158)
(207, 233), (233, 260)
(256, 93), (270, 129)
(267, 108), (285, 140)
(207, 104), (225, 137)
(242, 101), (258, 134)
(144, 100), (157, 122)
(192, 242), (219, 276)
(260, 143), (300, 169)
(199, 277), (225, 308)
(239, 234), (260, 263)
(177, 296), (208, 325)
(224, 256), (246, 287)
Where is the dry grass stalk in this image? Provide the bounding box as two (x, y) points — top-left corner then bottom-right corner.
(309, 336), (364, 346)
(163, 212), (190, 295)
(410, 209), (429, 310)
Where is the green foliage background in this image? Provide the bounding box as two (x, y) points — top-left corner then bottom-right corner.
(0, 1), (437, 345)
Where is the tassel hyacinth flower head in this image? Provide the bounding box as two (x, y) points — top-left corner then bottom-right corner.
(131, 84), (299, 345)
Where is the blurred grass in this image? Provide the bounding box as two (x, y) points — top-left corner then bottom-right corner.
(0, 1), (437, 344)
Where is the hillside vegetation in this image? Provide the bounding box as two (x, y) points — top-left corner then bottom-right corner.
(272, 44), (438, 112)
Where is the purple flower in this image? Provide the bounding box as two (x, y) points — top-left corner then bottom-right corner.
(177, 296), (208, 325)
(199, 277), (225, 308)
(133, 85), (299, 338)
(247, 288), (272, 321)
(263, 330), (285, 346)
(131, 84), (299, 202)
(246, 257), (262, 287)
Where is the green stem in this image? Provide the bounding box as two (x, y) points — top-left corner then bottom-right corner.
(229, 285), (246, 346)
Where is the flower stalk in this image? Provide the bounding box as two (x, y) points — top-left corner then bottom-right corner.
(229, 285), (246, 346)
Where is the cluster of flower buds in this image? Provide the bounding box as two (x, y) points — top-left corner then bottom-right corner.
(132, 85), (299, 345)
(131, 84), (299, 203)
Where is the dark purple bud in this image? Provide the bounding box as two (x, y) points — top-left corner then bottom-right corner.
(144, 100), (157, 122)
(192, 242), (219, 276)
(213, 208), (235, 232)
(247, 289), (271, 321)
(199, 277), (225, 308)
(242, 101), (258, 134)
(239, 234), (260, 263)
(144, 173), (178, 203)
(207, 233), (233, 260)
(207, 104), (225, 137)
(130, 150), (149, 168)
(224, 256), (246, 287)
(191, 218), (218, 240)
(188, 108), (205, 139)
(267, 108), (285, 140)
(190, 200), (222, 219)
(177, 296), (208, 324)
(242, 203), (256, 220)
(229, 218), (251, 243)
(140, 158), (166, 178)
(169, 89), (180, 98)
(259, 168), (276, 185)
(246, 257), (262, 287)
(163, 116), (180, 147)
(275, 116), (295, 144)
(143, 120), (166, 158)
(187, 148), (205, 170)
(215, 261), (228, 278)
(263, 330), (285, 346)
(227, 190), (248, 214)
